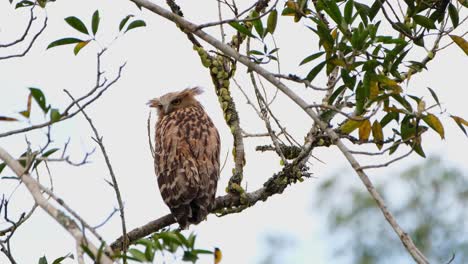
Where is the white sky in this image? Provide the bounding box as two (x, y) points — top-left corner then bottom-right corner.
(0, 0), (467, 263)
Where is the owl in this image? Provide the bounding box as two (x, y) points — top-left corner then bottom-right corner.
(148, 87), (221, 229)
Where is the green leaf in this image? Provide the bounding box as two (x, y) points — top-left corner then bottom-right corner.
(0, 163), (6, 174)
(344, 0), (354, 24)
(380, 112), (399, 127)
(412, 142), (426, 158)
(266, 9), (278, 34)
(51, 253), (73, 264)
(251, 11), (264, 38)
(47, 38), (84, 49)
(305, 61), (326, 82)
(29, 88), (49, 113)
(423, 114), (445, 139)
(323, 0), (343, 25)
(73, 41), (90, 55)
(15, 0), (34, 8)
(450, 35), (468, 55)
(339, 119), (364, 134)
(32, 148), (60, 170)
(193, 249), (213, 254)
(92, 10), (100, 36)
(125, 20), (147, 33)
(81, 245), (95, 260)
(119, 15), (134, 31)
(182, 251), (198, 262)
(65, 16), (89, 35)
(299, 51), (325, 66)
(427, 87), (440, 106)
(413, 15), (436, 29)
(369, 0), (383, 20)
(50, 108), (61, 123)
(228, 21), (255, 38)
(128, 248), (147, 262)
(38, 256), (48, 264)
(327, 85), (346, 105)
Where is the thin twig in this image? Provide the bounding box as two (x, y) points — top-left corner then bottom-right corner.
(65, 91), (129, 255)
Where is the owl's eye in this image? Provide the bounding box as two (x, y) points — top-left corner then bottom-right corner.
(171, 98), (182, 105)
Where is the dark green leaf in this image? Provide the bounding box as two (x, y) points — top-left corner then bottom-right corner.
(228, 21), (255, 38)
(381, 112), (399, 127)
(182, 251), (198, 262)
(328, 85), (346, 105)
(427, 87), (440, 106)
(448, 3), (459, 27)
(369, 0), (383, 20)
(47, 38), (84, 49)
(354, 2), (370, 25)
(38, 256), (48, 264)
(324, 0), (343, 25)
(251, 11), (264, 38)
(248, 50), (264, 56)
(305, 61), (326, 82)
(344, 0), (354, 24)
(65, 16), (89, 35)
(391, 94), (412, 112)
(29, 88), (49, 113)
(51, 253), (73, 264)
(81, 245), (95, 260)
(125, 20), (146, 33)
(192, 249), (213, 254)
(341, 69), (356, 90)
(412, 142), (426, 158)
(413, 15), (436, 29)
(299, 51), (325, 66)
(119, 15), (134, 31)
(42, 148), (60, 158)
(0, 163), (6, 174)
(266, 9), (278, 34)
(389, 141), (400, 155)
(355, 82), (365, 115)
(15, 0), (34, 8)
(92, 10), (100, 36)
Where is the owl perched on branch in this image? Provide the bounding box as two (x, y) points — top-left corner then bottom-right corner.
(148, 87), (220, 229)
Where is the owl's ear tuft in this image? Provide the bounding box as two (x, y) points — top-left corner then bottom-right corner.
(147, 98), (160, 108)
(189, 86), (204, 95)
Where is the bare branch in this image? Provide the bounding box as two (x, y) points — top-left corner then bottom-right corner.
(0, 6), (36, 48)
(0, 147), (113, 264)
(0, 15), (48, 61)
(65, 91), (129, 253)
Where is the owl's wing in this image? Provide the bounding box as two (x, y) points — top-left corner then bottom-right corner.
(155, 120), (199, 208)
(184, 114), (220, 214)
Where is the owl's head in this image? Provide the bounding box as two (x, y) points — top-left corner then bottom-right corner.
(148, 87), (204, 118)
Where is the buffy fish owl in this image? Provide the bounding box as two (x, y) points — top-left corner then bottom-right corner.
(148, 87), (220, 229)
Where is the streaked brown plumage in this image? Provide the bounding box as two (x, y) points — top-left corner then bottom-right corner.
(148, 87), (220, 229)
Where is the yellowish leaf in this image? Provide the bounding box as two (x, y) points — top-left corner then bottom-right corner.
(359, 119), (371, 141)
(423, 113), (445, 139)
(339, 119), (364, 134)
(450, 35), (468, 55)
(451, 115), (468, 126)
(372, 120), (384, 150)
(331, 28), (338, 40)
(369, 80), (379, 100)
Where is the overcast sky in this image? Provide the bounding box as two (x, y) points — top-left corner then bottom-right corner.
(0, 0), (467, 263)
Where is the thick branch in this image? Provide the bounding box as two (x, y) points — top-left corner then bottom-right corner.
(0, 147), (113, 264)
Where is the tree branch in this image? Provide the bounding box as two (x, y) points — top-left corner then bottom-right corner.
(0, 147), (113, 264)
(127, 1), (429, 262)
